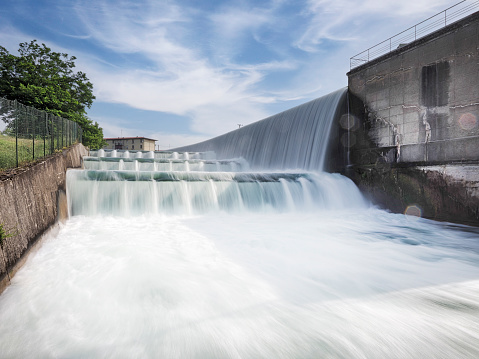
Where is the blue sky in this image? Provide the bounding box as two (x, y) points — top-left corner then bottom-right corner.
(0, 0), (459, 148)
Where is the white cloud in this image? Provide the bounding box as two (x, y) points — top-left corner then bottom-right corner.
(295, 0), (454, 52)
(68, 0), (304, 137)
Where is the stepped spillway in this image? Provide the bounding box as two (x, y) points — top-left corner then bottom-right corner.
(69, 149), (364, 216)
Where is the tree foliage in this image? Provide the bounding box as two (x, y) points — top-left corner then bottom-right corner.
(0, 40), (105, 148)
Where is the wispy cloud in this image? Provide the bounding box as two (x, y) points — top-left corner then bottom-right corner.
(68, 0), (303, 137)
(295, 0), (453, 52)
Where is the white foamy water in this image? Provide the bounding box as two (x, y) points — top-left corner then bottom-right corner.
(0, 209), (479, 358)
(2, 83), (479, 358)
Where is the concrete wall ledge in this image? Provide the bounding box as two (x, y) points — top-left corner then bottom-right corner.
(0, 143), (89, 294)
(348, 163), (479, 226)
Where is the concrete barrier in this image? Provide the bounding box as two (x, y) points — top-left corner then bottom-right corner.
(0, 143), (88, 293)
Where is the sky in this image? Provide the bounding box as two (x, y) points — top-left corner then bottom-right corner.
(0, 0), (461, 149)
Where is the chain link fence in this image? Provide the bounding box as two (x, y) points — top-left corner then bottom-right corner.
(0, 97), (83, 171)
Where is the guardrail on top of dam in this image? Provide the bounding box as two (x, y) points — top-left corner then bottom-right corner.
(350, 0), (479, 70)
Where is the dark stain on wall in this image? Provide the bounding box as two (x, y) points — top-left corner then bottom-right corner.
(421, 61), (450, 107)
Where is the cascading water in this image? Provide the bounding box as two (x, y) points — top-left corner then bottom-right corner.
(174, 88), (347, 171)
(1, 89), (479, 358)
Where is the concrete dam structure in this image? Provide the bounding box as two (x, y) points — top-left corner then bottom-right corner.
(176, 11), (479, 226)
(1, 5), (479, 358)
(347, 10), (479, 225)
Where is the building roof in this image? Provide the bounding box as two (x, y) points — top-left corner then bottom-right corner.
(104, 136), (157, 141)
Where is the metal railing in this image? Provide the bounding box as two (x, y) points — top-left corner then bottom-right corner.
(350, 0), (479, 69)
(0, 98), (83, 171)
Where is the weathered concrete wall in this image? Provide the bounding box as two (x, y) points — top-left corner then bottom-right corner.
(0, 144), (88, 290)
(352, 163), (479, 226)
(346, 12), (479, 225)
(348, 12), (479, 164)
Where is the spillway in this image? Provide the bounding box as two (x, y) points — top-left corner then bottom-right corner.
(1, 89), (479, 358)
(174, 88), (347, 171)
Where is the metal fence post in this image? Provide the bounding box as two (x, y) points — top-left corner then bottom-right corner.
(14, 100), (18, 167)
(51, 114), (54, 155)
(56, 117), (58, 150)
(44, 112), (46, 157)
(32, 107), (35, 161)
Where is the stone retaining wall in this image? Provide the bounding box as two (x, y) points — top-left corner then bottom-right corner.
(0, 144), (88, 292)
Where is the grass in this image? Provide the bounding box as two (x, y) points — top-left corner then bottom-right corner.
(0, 131), (81, 171)
(0, 134), (53, 170)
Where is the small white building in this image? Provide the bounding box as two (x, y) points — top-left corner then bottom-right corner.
(103, 137), (157, 151)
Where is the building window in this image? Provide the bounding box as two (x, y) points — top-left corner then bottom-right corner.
(126, 145), (128, 150)
(132, 145), (134, 150)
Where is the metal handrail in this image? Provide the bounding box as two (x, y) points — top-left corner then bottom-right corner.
(350, 0), (479, 70)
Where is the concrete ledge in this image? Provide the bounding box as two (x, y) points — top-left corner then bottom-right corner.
(348, 163), (479, 226)
(353, 136), (479, 165)
(0, 143), (88, 293)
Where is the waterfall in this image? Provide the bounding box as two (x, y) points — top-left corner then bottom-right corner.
(174, 88), (347, 171)
(70, 88), (353, 216)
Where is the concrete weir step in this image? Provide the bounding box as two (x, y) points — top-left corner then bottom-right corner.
(69, 170), (311, 183)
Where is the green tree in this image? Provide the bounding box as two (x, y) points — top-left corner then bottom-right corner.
(0, 40), (106, 148)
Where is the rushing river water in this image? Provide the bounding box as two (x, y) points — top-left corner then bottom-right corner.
(0, 154), (479, 357)
(1, 87), (479, 357)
